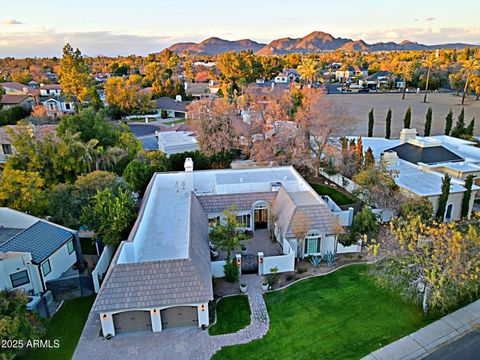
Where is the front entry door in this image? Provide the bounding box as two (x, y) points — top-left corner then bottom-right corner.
(254, 208), (268, 230)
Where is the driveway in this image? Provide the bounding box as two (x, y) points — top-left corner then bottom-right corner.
(74, 275), (269, 360)
(424, 330), (480, 360)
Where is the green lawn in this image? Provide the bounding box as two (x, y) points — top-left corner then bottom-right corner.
(209, 295), (251, 335)
(309, 182), (355, 205)
(19, 295), (95, 360)
(163, 118), (186, 125)
(213, 265), (434, 360)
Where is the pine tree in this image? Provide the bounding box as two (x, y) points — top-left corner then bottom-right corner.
(364, 147), (375, 168)
(466, 117), (475, 136)
(356, 137), (364, 169)
(424, 107), (432, 137)
(341, 136), (348, 154)
(403, 107), (412, 129)
(461, 175), (474, 218)
(436, 174), (451, 221)
(445, 109), (453, 135)
(385, 108), (392, 139)
(368, 108), (374, 137)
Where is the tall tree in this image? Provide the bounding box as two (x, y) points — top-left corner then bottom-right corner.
(364, 147), (375, 168)
(451, 108), (466, 138)
(445, 109), (453, 135)
(466, 118), (475, 136)
(403, 107), (412, 129)
(385, 108), (392, 139)
(104, 75), (152, 115)
(422, 54), (437, 103)
(400, 62), (414, 100)
(367, 108), (374, 137)
(0, 168), (45, 215)
(297, 57), (321, 87)
(461, 175), (474, 218)
(58, 44), (99, 106)
(460, 59), (480, 105)
(435, 174), (451, 221)
(424, 107), (432, 137)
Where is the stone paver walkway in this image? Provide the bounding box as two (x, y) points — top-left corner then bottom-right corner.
(73, 275), (269, 360)
(362, 299), (480, 360)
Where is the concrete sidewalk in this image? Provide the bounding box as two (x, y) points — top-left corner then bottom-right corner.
(362, 299), (480, 360)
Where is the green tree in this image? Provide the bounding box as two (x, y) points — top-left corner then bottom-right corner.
(348, 206), (379, 244)
(0, 290), (42, 360)
(435, 174), (451, 221)
(385, 108), (392, 139)
(297, 57), (321, 87)
(466, 118), (475, 136)
(58, 43), (100, 106)
(460, 59), (480, 105)
(399, 197), (433, 223)
(461, 175), (474, 218)
(82, 188), (137, 246)
(403, 107), (412, 129)
(367, 108), (374, 137)
(424, 107), (432, 137)
(209, 206), (249, 259)
(0, 168), (45, 215)
(445, 109), (453, 135)
(450, 108), (466, 138)
(122, 159), (153, 194)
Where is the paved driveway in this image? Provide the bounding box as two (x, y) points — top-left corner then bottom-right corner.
(74, 275), (269, 360)
(424, 330), (480, 360)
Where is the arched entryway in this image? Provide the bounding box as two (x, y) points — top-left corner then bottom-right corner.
(253, 202), (269, 230)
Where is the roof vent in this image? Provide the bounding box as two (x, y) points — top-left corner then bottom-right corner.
(271, 182), (282, 191)
(184, 158), (194, 172)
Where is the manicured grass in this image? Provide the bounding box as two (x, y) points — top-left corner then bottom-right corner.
(163, 118), (186, 125)
(213, 265), (434, 360)
(309, 182), (355, 205)
(19, 295), (95, 360)
(209, 295), (251, 335)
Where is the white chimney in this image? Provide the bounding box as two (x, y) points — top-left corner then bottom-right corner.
(382, 151), (398, 166)
(184, 157), (194, 172)
(175, 95), (182, 102)
(400, 128), (417, 144)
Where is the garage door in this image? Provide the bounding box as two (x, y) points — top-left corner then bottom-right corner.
(113, 311), (152, 334)
(161, 306), (198, 329)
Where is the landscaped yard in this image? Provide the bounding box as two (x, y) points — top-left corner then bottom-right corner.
(19, 295), (95, 360)
(213, 264), (435, 360)
(209, 295), (251, 335)
(163, 118), (186, 125)
(309, 182), (355, 205)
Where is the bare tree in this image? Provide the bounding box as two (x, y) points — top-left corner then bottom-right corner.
(292, 210), (311, 258)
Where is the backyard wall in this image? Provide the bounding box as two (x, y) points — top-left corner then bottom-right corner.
(92, 244), (116, 293)
(319, 170), (358, 194)
(337, 243), (362, 253)
(211, 260), (227, 278)
(261, 252), (295, 274)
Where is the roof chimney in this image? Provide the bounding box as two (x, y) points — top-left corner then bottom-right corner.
(184, 157), (194, 172)
(400, 128), (417, 144)
(382, 151), (398, 166)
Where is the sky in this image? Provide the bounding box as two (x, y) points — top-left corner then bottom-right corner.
(1, 0), (480, 57)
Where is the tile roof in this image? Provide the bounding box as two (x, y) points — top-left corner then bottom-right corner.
(0, 94), (32, 105)
(0, 82), (26, 91)
(93, 194), (213, 312)
(0, 221), (74, 263)
(156, 97), (188, 112)
(196, 191), (277, 213)
(386, 142), (464, 165)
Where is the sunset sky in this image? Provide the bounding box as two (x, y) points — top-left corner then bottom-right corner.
(1, 0), (479, 57)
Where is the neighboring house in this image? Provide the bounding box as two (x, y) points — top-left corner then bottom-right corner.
(93, 163), (353, 337)
(156, 96), (188, 118)
(0, 208), (80, 295)
(335, 65), (368, 82)
(355, 128), (480, 221)
(359, 71), (400, 90)
(0, 94), (34, 109)
(39, 84), (62, 97)
(156, 130), (199, 156)
(184, 81), (219, 99)
(274, 72), (289, 83)
(42, 96), (76, 118)
(0, 81), (29, 95)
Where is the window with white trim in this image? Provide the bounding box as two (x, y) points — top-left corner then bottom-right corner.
(10, 270), (30, 288)
(41, 260), (51, 276)
(235, 214), (251, 228)
(304, 232), (321, 254)
(67, 240), (75, 254)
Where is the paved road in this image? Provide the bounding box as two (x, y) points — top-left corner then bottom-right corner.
(127, 123), (161, 137)
(424, 330), (480, 360)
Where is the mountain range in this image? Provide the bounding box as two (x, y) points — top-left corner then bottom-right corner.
(168, 31), (475, 56)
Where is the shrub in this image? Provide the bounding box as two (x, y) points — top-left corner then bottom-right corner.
(224, 259), (239, 283)
(297, 266), (307, 274)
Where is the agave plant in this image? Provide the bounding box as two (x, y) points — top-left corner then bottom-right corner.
(323, 251), (336, 268)
(309, 255), (322, 267)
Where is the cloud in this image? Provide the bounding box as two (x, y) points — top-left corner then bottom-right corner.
(2, 19), (23, 25)
(425, 17), (436, 21)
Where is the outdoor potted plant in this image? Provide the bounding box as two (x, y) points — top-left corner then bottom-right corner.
(261, 279), (269, 291)
(241, 245), (247, 255)
(240, 281), (248, 293)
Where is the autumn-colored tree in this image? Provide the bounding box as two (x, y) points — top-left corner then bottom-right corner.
(0, 168), (45, 215)
(422, 54), (437, 103)
(400, 62), (414, 100)
(292, 209), (311, 258)
(460, 58), (480, 105)
(297, 57), (321, 87)
(364, 147), (375, 169)
(58, 44), (100, 105)
(105, 75), (152, 115)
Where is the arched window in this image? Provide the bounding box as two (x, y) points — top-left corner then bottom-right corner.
(445, 204), (453, 221)
(304, 231), (321, 255)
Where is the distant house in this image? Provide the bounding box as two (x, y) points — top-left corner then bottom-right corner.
(156, 96), (189, 118)
(0, 94), (34, 109)
(39, 84), (62, 97)
(274, 72), (289, 83)
(0, 81), (29, 95)
(184, 81), (219, 99)
(0, 208), (80, 295)
(156, 130), (199, 156)
(335, 65), (368, 82)
(359, 71), (400, 90)
(42, 96), (76, 118)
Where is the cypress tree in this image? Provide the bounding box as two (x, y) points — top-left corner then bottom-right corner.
(341, 136), (348, 153)
(368, 108), (374, 137)
(436, 174), (451, 221)
(466, 117), (475, 136)
(445, 109), (453, 135)
(451, 108), (466, 138)
(424, 107), (432, 137)
(403, 107), (412, 129)
(461, 175), (474, 218)
(385, 108), (392, 139)
(356, 137), (364, 169)
(364, 147), (375, 168)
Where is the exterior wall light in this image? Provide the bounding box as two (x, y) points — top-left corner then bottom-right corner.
(102, 314), (108, 320)
(200, 304), (206, 311)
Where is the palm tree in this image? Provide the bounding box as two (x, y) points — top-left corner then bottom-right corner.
(460, 59), (480, 105)
(400, 62), (414, 100)
(422, 54), (437, 103)
(297, 58), (320, 88)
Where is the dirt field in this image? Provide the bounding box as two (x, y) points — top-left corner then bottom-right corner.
(328, 93), (480, 137)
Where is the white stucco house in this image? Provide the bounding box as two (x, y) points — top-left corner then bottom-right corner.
(355, 129), (480, 221)
(39, 84), (62, 97)
(42, 97), (76, 118)
(156, 130), (199, 156)
(0, 208), (80, 295)
(93, 162), (354, 337)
